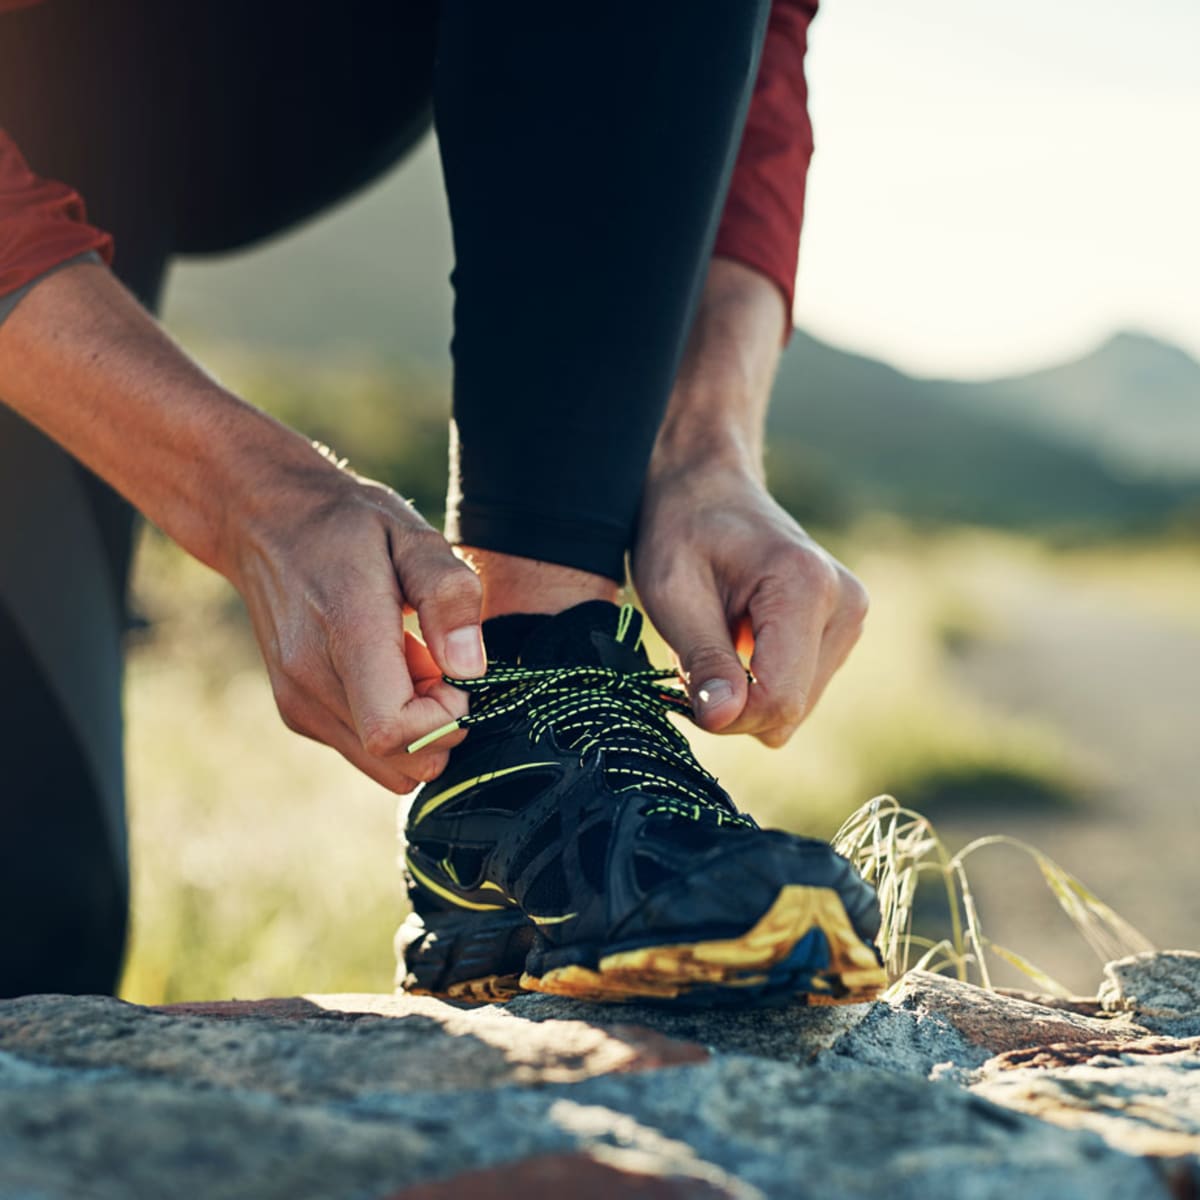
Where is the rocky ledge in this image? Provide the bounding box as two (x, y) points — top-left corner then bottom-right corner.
(2, 951), (1198, 1199)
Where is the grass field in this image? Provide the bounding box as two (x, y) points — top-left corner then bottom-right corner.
(118, 520), (1092, 1004)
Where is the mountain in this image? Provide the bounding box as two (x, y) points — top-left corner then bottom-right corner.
(768, 333), (1195, 532)
(959, 332), (1200, 480)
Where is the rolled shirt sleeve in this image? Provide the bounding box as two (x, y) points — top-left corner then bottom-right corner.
(713, 0), (818, 330)
(0, 126), (114, 323)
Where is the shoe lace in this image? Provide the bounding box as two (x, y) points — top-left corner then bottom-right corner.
(409, 660), (754, 828)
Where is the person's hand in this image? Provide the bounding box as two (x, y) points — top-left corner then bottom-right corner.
(224, 451), (485, 793)
(633, 463), (867, 746)
(631, 255), (867, 746)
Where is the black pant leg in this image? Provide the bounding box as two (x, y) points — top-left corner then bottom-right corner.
(0, 611), (128, 998)
(437, 1), (771, 581)
(167, 0), (440, 255)
(0, 0), (176, 997)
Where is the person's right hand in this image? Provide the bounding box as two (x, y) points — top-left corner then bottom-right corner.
(224, 451), (486, 794)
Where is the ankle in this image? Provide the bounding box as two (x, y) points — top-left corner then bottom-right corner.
(460, 547), (620, 619)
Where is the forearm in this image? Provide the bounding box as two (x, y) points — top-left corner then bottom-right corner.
(650, 257), (787, 482)
(0, 258), (488, 790)
(0, 261), (324, 575)
(636, 261), (866, 744)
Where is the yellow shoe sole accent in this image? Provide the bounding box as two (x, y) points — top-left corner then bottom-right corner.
(519, 884), (887, 1006)
(407, 973), (526, 1004)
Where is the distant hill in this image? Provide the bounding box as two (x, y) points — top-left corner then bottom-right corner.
(769, 334), (1195, 533)
(163, 144), (1199, 534)
(958, 332), (1200, 481)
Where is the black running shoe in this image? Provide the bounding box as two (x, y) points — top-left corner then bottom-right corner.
(395, 601), (885, 1007)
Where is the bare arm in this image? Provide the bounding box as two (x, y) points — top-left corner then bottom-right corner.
(0, 262), (485, 790)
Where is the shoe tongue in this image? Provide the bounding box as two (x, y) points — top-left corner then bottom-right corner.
(483, 601), (649, 672)
(479, 612), (550, 664)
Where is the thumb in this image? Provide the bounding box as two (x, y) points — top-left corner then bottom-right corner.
(650, 573), (748, 732)
(393, 533), (486, 680)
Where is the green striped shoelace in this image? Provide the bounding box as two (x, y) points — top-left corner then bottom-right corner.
(409, 661), (754, 827)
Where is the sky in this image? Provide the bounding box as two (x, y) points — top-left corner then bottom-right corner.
(793, 0), (1200, 378)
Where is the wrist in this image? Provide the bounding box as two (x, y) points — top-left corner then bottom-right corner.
(649, 398), (763, 484)
(649, 258), (784, 485)
(203, 407), (359, 584)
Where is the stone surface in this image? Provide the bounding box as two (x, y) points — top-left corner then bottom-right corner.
(1100, 951), (1200, 1036)
(388, 1150), (753, 1199)
(505, 990), (872, 1065)
(973, 1039), (1200, 1160)
(0, 993), (705, 1099)
(1, 954), (1199, 1199)
(994, 988), (1109, 1019)
(887, 970), (1144, 1053)
(816, 970), (1145, 1080)
(0, 1034), (1166, 1200)
(511, 970), (1142, 1081)
(986, 1034), (1200, 1072)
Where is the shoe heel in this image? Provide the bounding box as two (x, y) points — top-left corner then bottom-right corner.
(395, 902), (534, 1003)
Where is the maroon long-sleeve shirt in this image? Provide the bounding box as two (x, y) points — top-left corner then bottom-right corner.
(0, 0), (816, 319)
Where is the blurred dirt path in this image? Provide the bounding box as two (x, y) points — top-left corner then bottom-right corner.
(938, 567), (1200, 995)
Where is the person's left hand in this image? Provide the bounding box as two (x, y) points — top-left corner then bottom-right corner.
(633, 462), (868, 746)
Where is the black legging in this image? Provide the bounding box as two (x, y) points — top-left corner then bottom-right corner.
(0, 0), (769, 996)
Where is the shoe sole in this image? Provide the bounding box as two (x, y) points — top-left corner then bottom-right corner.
(418, 973), (525, 1004)
(396, 907), (531, 1003)
(520, 884), (886, 1007)
(401, 884), (885, 1008)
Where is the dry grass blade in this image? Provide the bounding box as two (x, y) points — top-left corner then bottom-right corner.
(1031, 854), (1156, 963)
(832, 796), (1155, 993)
(986, 942), (1070, 997)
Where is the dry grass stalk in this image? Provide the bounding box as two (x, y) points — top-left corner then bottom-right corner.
(831, 795), (1155, 996)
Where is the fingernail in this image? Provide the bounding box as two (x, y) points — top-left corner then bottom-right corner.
(445, 626), (485, 678)
(697, 678), (734, 711)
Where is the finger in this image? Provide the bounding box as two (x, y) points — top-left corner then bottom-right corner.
(326, 589), (470, 758)
(723, 561), (837, 738)
(404, 630), (469, 749)
(274, 680), (425, 794)
(392, 533), (486, 680)
(324, 581), (422, 757)
(275, 630), (457, 765)
(649, 566), (749, 733)
(404, 627), (442, 684)
(802, 578), (869, 716)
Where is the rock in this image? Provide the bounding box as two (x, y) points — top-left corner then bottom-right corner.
(968, 966), (1200, 1186)
(387, 1149), (754, 1200)
(1100, 951), (1200, 1036)
(973, 1038), (1200, 1161)
(985, 1034), (1200, 1072)
(0, 990), (1175, 1200)
(0, 993), (705, 1099)
(817, 971), (1145, 1079)
(994, 988), (1110, 1019)
(504, 990), (873, 1066)
(890, 970), (1145, 1054)
(509, 971), (1142, 1083)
